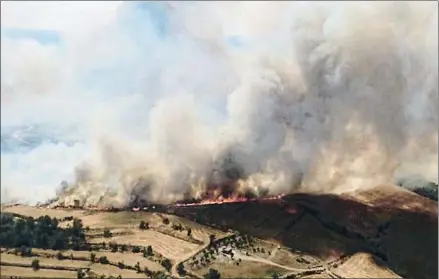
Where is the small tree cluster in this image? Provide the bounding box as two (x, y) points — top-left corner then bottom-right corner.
(103, 229), (112, 238)
(139, 221), (149, 230)
(161, 259), (172, 272)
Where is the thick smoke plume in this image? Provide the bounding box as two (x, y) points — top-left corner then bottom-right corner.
(2, 2), (437, 207)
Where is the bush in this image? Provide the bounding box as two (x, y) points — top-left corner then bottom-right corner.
(139, 221), (149, 230)
(31, 259), (40, 271)
(162, 218), (170, 225)
(135, 261), (141, 273)
(143, 245), (153, 257)
(209, 234), (215, 244)
(161, 259), (172, 272)
(132, 246), (141, 253)
(120, 244), (128, 253)
(177, 262), (186, 276)
(144, 267), (152, 276)
(20, 245), (32, 257)
(56, 252), (64, 260)
(103, 229), (112, 238)
(110, 242), (118, 253)
(203, 268), (221, 279)
(98, 256), (109, 265)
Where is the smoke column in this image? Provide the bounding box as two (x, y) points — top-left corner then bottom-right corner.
(1, 1), (437, 206)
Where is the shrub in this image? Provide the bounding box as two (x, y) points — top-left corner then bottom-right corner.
(161, 259), (172, 272)
(177, 262), (186, 276)
(103, 229), (112, 238)
(139, 221), (149, 230)
(134, 261), (141, 273)
(98, 256), (109, 264)
(120, 244), (128, 253)
(143, 245), (153, 257)
(144, 267), (152, 276)
(31, 259), (40, 271)
(203, 268), (221, 279)
(163, 218), (170, 225)
(132, 246), (141, 253)
(56, 252), (64, 260)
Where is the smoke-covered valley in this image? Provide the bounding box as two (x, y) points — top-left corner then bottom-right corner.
(1, 1), (437, 207)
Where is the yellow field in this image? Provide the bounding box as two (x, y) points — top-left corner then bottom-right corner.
(2, 205), (86, 219)
(331, 252), (402, 278)
(1, 253), (89, 268)
(89, 229), (200, 260)
(0, 266), (77, 278)
(80, 211), (163, 228)
(87, 263), (148, 278)
(193, 261), (288, 278)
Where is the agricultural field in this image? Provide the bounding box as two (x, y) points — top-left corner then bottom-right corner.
(1, 184), (437, 279)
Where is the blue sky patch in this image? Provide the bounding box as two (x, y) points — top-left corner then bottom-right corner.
(1, 28), (61, 45)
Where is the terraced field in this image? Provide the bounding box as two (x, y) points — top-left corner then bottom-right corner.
(1, 184), (437, 278)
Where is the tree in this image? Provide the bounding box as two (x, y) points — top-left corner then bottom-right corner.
(187, 228), (192, 237)
(144, 245), (153, 257)
(177, 262), (186, 276)
(132, 246), (141, 253)
(77, 269), (85, 279)
(203, 268), (221, 279)
(118, 261), (125, 269)
(162, 218), (170, 225)
(20, 245), (32, 257)
(98, 256), (109, 264)
(209, 234), (215, 245)
(271, 272), (280, 279)
(103, 229), (112, 238)
(90, 253), (96, 262)
(56, 252), (64, 260)
(139, 221), (149, 230)
(120, 244), (128, 253)
(144, 267), (152, 276)
(161, 259), (172, 272)
(31, 259), (40, 271)
(135, 261), (141, 273)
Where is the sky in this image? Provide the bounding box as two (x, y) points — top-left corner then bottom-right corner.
(1, 1), (437, 205)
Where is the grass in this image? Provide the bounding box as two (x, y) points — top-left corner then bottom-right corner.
(0, 266), (77, 278)
(331, 252), (401, 278)
(2, 205), (86, 219)
(194, 261), (289, 278)
(89, 230), (200, 261)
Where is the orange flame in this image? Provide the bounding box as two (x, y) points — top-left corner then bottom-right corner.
(174, 194), (285, 207)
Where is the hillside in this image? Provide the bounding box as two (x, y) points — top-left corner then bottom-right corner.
(1, 184), (437, 279)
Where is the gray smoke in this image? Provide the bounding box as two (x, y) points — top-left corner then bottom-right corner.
(3, 2), (437, 207)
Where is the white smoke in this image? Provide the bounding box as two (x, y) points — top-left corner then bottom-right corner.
(1, 1), (437, 206)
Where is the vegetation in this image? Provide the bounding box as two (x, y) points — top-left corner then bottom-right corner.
(0, 213), (87, 250)
(31, 259), (40, 271)
(162, 218), (170, 225)
(139, 221), (149, 230)
(143, 245), (153, 257)
(132, 245), (141, 253)
(103, 229), (112, 238)
(177, 262), (186, 276)
(98, 256), (109, 264)
(161, 258), (172, 272)
(204, 268), (221, 279)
